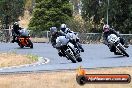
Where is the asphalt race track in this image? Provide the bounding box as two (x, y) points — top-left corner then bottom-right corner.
(0, 43), (131, 73)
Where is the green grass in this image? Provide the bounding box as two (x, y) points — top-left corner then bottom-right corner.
(26, 54), (38, 62)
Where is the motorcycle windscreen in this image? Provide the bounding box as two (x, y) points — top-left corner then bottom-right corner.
(19, 29), (29, 37)
(107, 34), (119, 43)
(66, 32), (77, 40)
(56, 36), (69, 47)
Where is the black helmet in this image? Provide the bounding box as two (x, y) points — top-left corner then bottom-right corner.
(50, 27), (57, 35)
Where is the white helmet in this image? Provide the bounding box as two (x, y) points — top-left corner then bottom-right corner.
(103, 24), (110, 32)
(61, 24), (66, 29)
(60, 24), (67, 33)
(103, 24), (109, 29)
(14, 22), (19, 26)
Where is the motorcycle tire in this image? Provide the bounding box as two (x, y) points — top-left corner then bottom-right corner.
(19, 44), (24, 48)
(118, 46), (129, 57)
(76, 75), (86, 85)
(28, 39), (33, 48)
(65, 51), (76, 63)
(76, 57), (82, 62)
(18, 42), (24, 48)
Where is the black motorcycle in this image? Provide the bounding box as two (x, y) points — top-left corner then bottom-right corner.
(56, 34), (82, 63)
(107, 34), (129, 57)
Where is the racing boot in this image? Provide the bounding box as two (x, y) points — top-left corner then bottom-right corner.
(11, 36), (16, 43)
(80, 47), (84, 52)
(11, 40), (15, 43)
(78, 43), (84, 52)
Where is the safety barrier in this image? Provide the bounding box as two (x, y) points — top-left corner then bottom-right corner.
(78, 33), (132, 44)
(0, 30), (132, 44)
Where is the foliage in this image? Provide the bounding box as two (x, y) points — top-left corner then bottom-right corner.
(81, 0), (132, 33)
(0, 0), (25, 28)
(28, 0), (73, 32)
(26, 54), (38, 62)
(25, 0), (34, 14)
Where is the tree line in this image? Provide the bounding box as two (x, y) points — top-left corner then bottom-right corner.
(0, 0), (25, 28)
(0, 0), (131, 33)
(81, 0), (132, 33)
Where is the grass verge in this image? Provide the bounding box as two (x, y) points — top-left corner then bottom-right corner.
(30, 37), (49, 43)
(0, 67), (132, 88)
(0, 52), (38, 67)
(26, 54), (38, 62)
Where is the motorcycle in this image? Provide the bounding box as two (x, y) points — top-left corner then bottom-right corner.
(107, 34), (129, 57)
(56, 33), (82, 63)
(17, 36), (33, 48)
(17, 28), (33, 48)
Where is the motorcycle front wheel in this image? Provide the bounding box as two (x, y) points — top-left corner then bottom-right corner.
(118, 46), (129, 57)
(65, 51), (76, 63)
(18, 43), (24, 48)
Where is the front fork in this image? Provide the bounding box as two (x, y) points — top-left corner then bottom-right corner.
(116, 43), (126, 53)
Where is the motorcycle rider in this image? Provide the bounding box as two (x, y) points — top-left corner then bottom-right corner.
(102, 24), (128, 55)
(50, 26), (66, 57)
(11, 22), (22, 43)
(60, 23), (84, 52)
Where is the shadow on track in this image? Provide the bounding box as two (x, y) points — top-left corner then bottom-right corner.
(60, 61), (82, 64)
(15, 47), (33, 49)
(60, 62), (70, 65)
(106, 56), (127, 59)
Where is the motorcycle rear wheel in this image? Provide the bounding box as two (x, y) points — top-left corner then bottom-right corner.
(76, 57), (82, 62)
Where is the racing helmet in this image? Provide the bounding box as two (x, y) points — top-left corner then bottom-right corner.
(103, 24), (110, 33)
(50, 27), (57, 35)
(60, 24), (67, 33)
(13, 22), (19, 26)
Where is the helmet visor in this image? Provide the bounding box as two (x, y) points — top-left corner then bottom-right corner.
(61, 28), (66, 32)
(104, 28), (109, 32)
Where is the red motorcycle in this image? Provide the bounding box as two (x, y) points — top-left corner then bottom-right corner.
(17, 36), (33, 48)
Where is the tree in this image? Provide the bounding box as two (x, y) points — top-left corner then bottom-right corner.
(81, 0), (132, 33)
(109, 0), (132, 33)
(0, 0), (25, 28)
(25, 0), (35, 14)
(81, 0), (105, 32)
(28, 0), (73, 32)
(70, 0), (81, 15)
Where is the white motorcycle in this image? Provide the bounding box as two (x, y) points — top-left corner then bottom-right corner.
(107, 34), (129, 57)
(56, 33), (82, 63)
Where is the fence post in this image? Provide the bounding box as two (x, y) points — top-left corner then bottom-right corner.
(47, 31), (50, 43)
